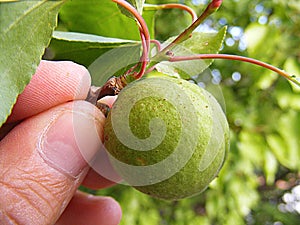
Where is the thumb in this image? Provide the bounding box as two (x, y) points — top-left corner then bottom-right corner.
(0, 100), (105, 224)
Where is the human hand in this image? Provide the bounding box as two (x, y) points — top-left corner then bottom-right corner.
(0, 60), (121, 225)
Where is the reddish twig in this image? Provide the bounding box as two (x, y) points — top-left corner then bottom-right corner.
(135, 25), (149, 79)
(112, 0), (150, 79)
(150, 39), (162, 52)
(145, 3), (197, 22)
(157, 0), (223, 55)
(169, 54), (300, 86)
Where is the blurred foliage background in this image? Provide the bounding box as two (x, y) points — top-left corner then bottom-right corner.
(57, 0), (300, 224)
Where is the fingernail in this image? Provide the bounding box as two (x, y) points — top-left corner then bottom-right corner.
(39, 106), (103, 177)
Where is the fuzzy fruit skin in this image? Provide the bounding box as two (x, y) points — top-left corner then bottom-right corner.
(104, 76), (229, 200)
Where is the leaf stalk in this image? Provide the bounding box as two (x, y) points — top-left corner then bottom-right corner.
(144, 3), (197, 22)
(154, 0), (223, 58)
(112, 0), (150, 79)
(169, 54), (300, 86)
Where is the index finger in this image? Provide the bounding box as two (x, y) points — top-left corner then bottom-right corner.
(7, 60), (91, 123)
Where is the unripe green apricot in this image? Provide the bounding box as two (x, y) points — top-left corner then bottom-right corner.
(104, 76), (229, 200)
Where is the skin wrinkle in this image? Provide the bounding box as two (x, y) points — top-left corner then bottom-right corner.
(54, 168), (90, 223)
(0, 181), (42, 224)
(26, 176), (63, 197)
(15, 166), (66, 199)
(0, 180), (15, 195)
(31, 171), (74, 218)
(3, 160), (67, 202)
(6, 183), (46, 218)
(16, 171), (55, 194)
(0, 210), (19, 225)
(0, 165), (10, 181)
(0, 166), (79, 225)
(26, 183), (56, 215)
(3, 155), (68, 211)
(0, 147), (79, 224)
(14, 188), (47, 221)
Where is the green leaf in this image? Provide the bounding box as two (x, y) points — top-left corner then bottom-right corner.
(267, 110), (300, 170)
(267, 134), (291, 169)
(253, 203), (300, 225)
(238, 131), (266, 167)
(244, 24), (269, 55)
(263, 150), (277, 185)
(118, 0), (145, 18)
(283, 57), (300, 93)
(59, 0), (154, 41)
(155, 27), (227, 79)
(45, 31), (140, 67)
(275, 79), (300, 110)
(255, 69), (278, 90)
(88, 44), (141, 86)
(243, 23), (281, 62)
(0, 0), (65, 127)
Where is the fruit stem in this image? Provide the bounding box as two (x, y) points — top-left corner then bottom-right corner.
(144, 3), (197, 22)
(97, 75), (127, 99)
(153, 0), (223, 60)
(112, 0), (150, 79)
(168, 54), (300, 86)
(136, 25), (148, 79)
(151, 39), (162, 52)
